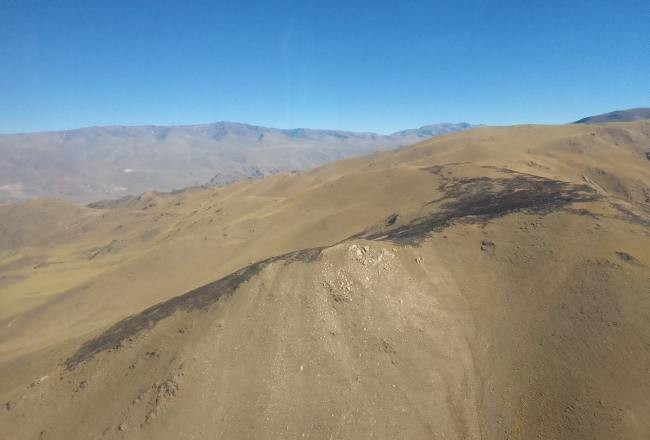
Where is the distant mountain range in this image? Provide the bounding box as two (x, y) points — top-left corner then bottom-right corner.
(574, 107), (650, 124)
(0, 122), (472, 203)
(4, 106), (646, 204)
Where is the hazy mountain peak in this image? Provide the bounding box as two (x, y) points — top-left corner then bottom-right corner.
(0, 121), (473, 203)
(389, 122), (474, 138)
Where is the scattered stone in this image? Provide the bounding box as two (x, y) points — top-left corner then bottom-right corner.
(415, 257), (423, 265)
(481, 240), (495, 251)
(379, 338), (396, 354)
(27, 376), (48, 388)
(155, 379), (179, 403)
(74, 380), (87, 392)
(118, 422), (128, 431)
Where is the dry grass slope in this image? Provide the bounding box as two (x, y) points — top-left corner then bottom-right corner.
(0, 122), (649, 439)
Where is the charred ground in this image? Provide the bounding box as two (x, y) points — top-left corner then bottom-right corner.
(66, 168), (599, 369)
(64, 247), (323, 370)
(359, 169), (598, 245)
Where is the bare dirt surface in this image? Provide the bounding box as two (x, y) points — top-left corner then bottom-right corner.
(1, 122), (649, 439)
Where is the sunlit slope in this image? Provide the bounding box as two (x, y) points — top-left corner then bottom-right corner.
(1, 121), (649, 439)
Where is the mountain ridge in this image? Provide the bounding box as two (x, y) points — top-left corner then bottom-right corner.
(574, 107), (650, 124)
(1, 120), (649, 439)
(0, 121), (473, 203)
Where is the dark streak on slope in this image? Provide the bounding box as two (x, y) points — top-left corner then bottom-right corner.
(358, 173), (598, 245)
(64, 248), (323, 370)
(610, 202), (650, 228)
(64, 171), (597, 370)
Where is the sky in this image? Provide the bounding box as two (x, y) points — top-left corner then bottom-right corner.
(0, 0), (648, 134)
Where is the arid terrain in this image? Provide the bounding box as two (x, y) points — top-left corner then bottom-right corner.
(1, 121), (649, 439)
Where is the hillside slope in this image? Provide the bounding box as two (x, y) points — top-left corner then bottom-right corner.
(1, 122), (649, 439)
(0, 122), (471, 203)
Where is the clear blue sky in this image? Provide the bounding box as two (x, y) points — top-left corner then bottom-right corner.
(0, 0), (647, 134)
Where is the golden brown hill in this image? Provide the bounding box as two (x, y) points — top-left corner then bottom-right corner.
(1, 122), (649, 439)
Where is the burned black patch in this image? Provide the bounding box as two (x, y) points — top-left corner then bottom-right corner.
(64, 247), (323, 370)
(63, 168), (600, 370)
(615, 251), (643, 266)
(421, 162), (472, 175)
(610, 202), (650, 228)
(357, 173), (597, 245)
(564, 208), (600, 219)
(385, 213), (399, 226)
(423, 165), (444, 175)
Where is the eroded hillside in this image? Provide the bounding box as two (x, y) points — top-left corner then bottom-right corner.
(1, 122), (649, 439)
